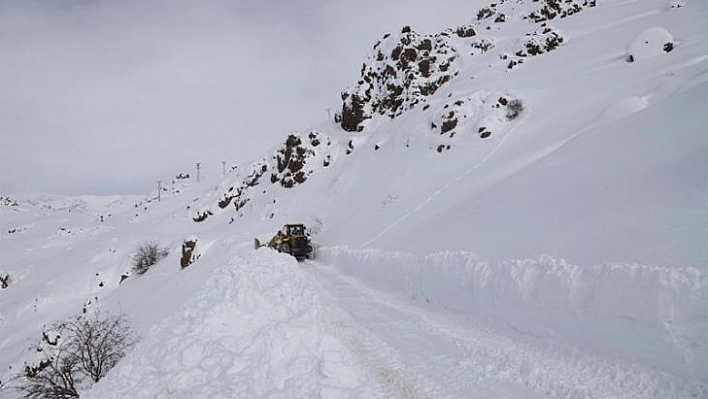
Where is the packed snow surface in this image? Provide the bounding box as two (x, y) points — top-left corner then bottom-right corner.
(1, 0), (706, 398)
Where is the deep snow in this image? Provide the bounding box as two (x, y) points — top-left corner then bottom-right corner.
(1, 0), (707, 398)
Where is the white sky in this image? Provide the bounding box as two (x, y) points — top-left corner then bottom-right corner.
(0, 0), (479, 195)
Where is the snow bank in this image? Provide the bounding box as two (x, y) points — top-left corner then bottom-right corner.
(319, 246), (708, 381)
(84, 249), (373, 398)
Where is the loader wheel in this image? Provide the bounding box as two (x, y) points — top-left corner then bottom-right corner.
(281, 243), (291, 254)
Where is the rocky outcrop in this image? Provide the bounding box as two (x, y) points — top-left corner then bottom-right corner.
(198, 131), (336, 222)
(506, 26), (565, 70)
(271, 134), (318, 188)
(524, 0), (596, 23)
(0, 196), (19, 207)
(339, 0), (598, 128)
(339, 26), (464, 132)
(180, 237), (200, 269)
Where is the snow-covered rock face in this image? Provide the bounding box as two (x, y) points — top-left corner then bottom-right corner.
(193, 131), (338, 221)
(522, 0), (597, 23)
(338, 0), (598, 132)
(270, 133), (333, 188)
(339, 26), (462, 132)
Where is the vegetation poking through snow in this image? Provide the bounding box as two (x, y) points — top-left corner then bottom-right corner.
(0, 273), (10, 289)
(13, 313), (136, 398)
(506, 98), (525, 120)
(132, 243), (169, 275)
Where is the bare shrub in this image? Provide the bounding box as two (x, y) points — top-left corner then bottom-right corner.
(476, 7), (493, 20)
(15, 313), (137, 398)
(132, 243), (169, 275)
(1, 273), (10, 289)
(506, 99), (525, 120)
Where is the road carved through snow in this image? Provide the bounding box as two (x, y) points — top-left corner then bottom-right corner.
(304, 261), (708, 398)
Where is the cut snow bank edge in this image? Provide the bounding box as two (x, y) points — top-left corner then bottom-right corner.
(319, 246), (708, 381)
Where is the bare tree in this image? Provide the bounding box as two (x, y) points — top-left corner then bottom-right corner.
(14, 313), (137, 398)
(19, 356), (79, 399)
(64, 314), (136, 383)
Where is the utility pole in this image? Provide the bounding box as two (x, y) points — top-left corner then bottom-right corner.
(222, 161), (226, 176)
(157, 181), (162, 202)
(196, 162), (201, 182)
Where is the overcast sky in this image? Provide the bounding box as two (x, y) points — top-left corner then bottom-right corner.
(1, 0), (479, 195)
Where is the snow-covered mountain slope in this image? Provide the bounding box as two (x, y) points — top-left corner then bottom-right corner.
(1, 0), (706, 397)
(184, 0), (706, 268)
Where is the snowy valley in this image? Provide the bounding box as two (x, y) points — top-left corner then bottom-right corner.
(1, 0), (707, 397)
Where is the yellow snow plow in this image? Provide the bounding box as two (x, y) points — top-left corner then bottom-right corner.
(254, 223), (314, 261)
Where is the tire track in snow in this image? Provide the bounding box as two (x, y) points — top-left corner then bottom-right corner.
(305, 262), (708, 398)
(302, 261), (440, 398)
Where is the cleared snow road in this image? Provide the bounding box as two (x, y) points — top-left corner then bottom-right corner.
(305, 260), (707, 399)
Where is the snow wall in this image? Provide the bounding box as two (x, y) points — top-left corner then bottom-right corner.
(319, 247), (707, 381)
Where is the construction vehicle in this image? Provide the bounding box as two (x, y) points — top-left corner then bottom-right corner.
(254, 223), (314, 261)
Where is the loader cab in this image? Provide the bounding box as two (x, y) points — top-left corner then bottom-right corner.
(284, 224), (305, 237)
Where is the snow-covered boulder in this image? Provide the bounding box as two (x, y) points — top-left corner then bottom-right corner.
(429, 92), (525, 151)
(626, 27), (675, 62)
